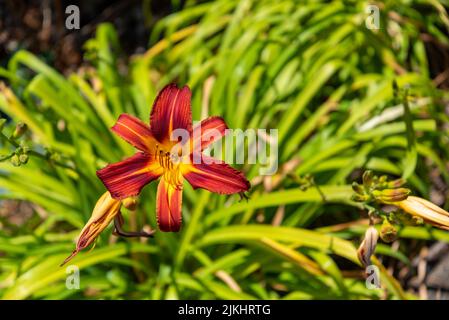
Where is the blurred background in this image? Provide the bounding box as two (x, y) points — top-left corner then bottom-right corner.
(1, 0), (449, 299)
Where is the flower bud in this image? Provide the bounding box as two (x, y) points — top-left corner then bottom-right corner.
(387, 178), (406, 188)
(378, 175), (387, 184)
(357, 226), (379, 267)
(19, 154), (29, 164)
(351, 193), (369, 202)
(380, 220), (397, 243)
(10, 154), (21, 167)
(12, 122), (27, 139)
(122, 197), (138, 210)
(372, 188), (410, 204)
(362, 170), (373, 187)
(352, 182), (365, 195)
(50, 152), (61, 162)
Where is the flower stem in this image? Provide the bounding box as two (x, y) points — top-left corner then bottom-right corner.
(0, 131), (85, 178)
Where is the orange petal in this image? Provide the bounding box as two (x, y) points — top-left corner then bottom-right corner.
(150, 84), (192, 143)
(156, 176), (183, 232)
(111, 114), (156, 152)
(97, 152), (163, 200)
(183, 154), (250, 194)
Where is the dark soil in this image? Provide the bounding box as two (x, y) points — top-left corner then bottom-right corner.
(0, 0), (174, 73)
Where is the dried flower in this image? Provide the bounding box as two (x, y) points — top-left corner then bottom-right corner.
(395, 196), (449, 230)
(357, 226), (379, 267)
(61, 192), (121, 266)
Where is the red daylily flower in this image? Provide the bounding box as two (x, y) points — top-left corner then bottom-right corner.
(97, 84), (250, 232)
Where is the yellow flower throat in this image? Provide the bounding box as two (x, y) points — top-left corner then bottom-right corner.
(155, 144), (183, 188)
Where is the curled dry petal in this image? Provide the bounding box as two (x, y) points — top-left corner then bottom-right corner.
(357, 226), (379, 267)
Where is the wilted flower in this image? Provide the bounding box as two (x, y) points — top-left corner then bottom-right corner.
(395, 196), (449, 231)
(62, 192), (121, 265)
(357, 226), (379, 267)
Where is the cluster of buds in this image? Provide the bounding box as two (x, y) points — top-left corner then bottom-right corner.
(351, 170), (410, 204)
(1, 119), (66, 169)
(354, 170), (449, 267)
(0, 120), (30, 167)
(9, 147), (29, 167)
(352, 171), (411, 245)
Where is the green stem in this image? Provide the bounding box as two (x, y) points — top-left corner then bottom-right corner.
(0, 153), (14, 161)
(0, 131), (85, 178)
(0, 131), (19, 148)
(175, 191), (210, 270)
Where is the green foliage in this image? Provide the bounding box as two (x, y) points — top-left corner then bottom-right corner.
(1, 0), (449, 299)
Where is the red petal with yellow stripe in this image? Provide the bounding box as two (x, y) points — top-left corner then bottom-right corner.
(150, 84), (192, 143)
(97, 152), (163, 199)
(111, 114), (156, 152)
(183, 155), (250, 194)
(156, 176), (183, 232)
